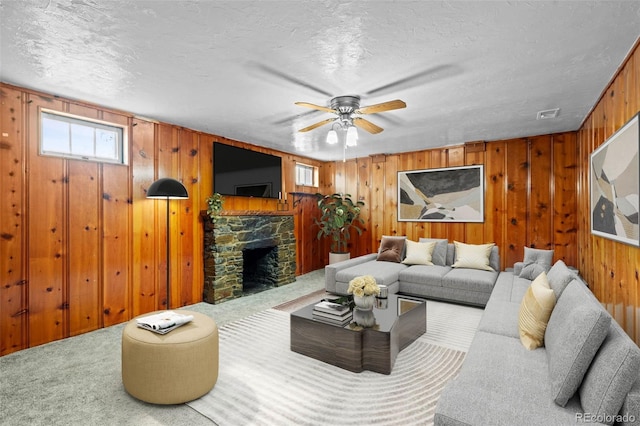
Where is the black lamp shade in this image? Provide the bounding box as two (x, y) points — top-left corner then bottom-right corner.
(147, 178), (189, 199)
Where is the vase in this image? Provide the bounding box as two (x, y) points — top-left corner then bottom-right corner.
(353, 294), (375, 311)
(353, 308), (376, 328)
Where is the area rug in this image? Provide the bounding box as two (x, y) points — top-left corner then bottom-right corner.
(187, 309), (466, 426)
(272, 288), (329, 312)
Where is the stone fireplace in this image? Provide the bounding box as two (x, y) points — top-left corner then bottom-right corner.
(203, 211), (296, 304)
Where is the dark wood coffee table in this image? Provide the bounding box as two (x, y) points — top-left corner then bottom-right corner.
(290, 294), (426, 374)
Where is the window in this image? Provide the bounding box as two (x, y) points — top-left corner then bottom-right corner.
(40, 109), (127, 164)
(295, 163), (318, 187)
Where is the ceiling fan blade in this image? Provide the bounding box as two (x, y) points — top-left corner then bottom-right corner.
(271, 109), (320, 125)
(248, 62), (334, 97)
(356, 99), (406, 115)
(353, 117), (384, 134)
(365, 64), (455, 96)
(295, 102), (336, 114)
(298, 118), (336, 132)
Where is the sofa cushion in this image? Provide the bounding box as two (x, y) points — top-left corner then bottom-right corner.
(434, 331), (584, 426)
(486, 271), (528, 305)
(377, 235), (406, 263)
(486, 270), (515, 303)
(488, 245), (500, 272)
(398, 264), (451, 285)
(546, 260), (575, 299)
(418, 238), (448, 266)
(579, 323), (640, 424)
(335, 261), (407, 286)
(402, 240), (436, 265)
(510, 275), (532, 303)
(477, 299), (521, 338)
(518, 272), (556, 350)
(545, 281), (611, 406)
(513, 261), (524, 276)
(451, 241), (495, 271)
(519, 247), (554, 280)
(620, 378), (640, 426)
(441, 268), (498, 293)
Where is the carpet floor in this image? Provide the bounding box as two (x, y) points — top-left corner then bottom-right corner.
(187, 309), (467, 425)
(0, 269), (483, 426)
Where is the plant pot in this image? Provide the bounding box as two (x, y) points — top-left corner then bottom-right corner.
(329, 252), (350, 264)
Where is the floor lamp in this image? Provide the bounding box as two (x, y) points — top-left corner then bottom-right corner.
(147, 177), (189, 310)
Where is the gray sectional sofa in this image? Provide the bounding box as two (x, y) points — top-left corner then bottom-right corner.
(325, 238), (640, 425)
(433, 261), (640, 425)
(325, 238), (500, 307)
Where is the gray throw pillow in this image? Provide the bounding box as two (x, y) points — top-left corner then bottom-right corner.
(418, 238), (448, 266)
(579, 325), (640, 424)
(519, 247), (554, 280)
(545, 282), (611, 406)
(547, 260), (575, 299)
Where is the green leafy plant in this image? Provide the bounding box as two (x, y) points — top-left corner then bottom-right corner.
(206, 193), (224, 223)
(314, 193), (365, 254)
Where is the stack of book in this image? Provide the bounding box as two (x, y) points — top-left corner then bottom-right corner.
(312, 301), (352, 326)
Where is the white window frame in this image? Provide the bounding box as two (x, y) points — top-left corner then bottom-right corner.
(295, 162), (318, 187)
(40, 108), (128, 165)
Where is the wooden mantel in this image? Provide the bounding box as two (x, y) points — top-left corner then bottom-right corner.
(200, 210), (293, 218)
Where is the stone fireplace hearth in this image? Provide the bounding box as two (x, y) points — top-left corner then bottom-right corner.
(203, 211), (296, 304)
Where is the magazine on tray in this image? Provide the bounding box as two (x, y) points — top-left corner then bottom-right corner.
(136, 311), (194, 334)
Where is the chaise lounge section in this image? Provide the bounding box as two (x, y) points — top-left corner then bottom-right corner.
(434, 261), (640, 425)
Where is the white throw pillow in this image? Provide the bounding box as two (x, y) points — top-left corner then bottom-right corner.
(451, 241), (495, 271)
(518, 272), (556, 350)
(402, 240), (436, 265)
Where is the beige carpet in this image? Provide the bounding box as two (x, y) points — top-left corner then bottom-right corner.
(187, 308), (470, 426)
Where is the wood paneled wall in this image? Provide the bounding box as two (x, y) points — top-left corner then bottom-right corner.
(2, 40), (638, 354)
(321, 135), (578, 272)
(320, 40), (640, 346)
(577, 39), (640, 344)
(0, 83), (325, 355)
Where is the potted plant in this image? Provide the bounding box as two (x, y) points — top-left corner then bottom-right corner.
(205, 193), (224, 223)
(314, 193), (365, 264)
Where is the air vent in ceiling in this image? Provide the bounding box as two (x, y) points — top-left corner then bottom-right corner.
(537, 108), (560, 120)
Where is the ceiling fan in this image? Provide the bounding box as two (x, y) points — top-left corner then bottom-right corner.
(295, 95), (406, 135)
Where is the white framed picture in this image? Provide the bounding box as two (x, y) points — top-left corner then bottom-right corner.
(398, 165), (484, 222)
(590, 113), (639, 247)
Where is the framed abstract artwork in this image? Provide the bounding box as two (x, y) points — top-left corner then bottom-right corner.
(590, 112), (640, 247)
(398, 165), (484, 222)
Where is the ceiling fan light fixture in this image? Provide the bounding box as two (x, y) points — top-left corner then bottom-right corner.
(346, 125), (358, 147)
(326, 129), (338, 144)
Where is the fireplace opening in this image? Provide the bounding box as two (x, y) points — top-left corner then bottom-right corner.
(242, 246), (278, 295)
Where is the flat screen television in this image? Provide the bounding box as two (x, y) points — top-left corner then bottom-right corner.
(213, 143), (282, 199)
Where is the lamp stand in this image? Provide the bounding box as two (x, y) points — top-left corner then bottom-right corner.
(146, 177), (188, 311)
(164, 198), (171, 309)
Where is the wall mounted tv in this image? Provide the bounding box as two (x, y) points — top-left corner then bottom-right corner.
(213, 143), (282, 199)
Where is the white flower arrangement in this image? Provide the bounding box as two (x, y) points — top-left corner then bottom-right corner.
(347, 275), (380, 297)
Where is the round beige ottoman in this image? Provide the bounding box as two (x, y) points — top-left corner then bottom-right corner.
(121, 310), (218, 404)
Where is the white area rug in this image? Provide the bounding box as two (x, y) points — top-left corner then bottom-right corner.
(187, 302), (482, 426)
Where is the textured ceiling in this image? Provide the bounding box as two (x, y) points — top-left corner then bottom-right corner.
(1, 1), (639, 161)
